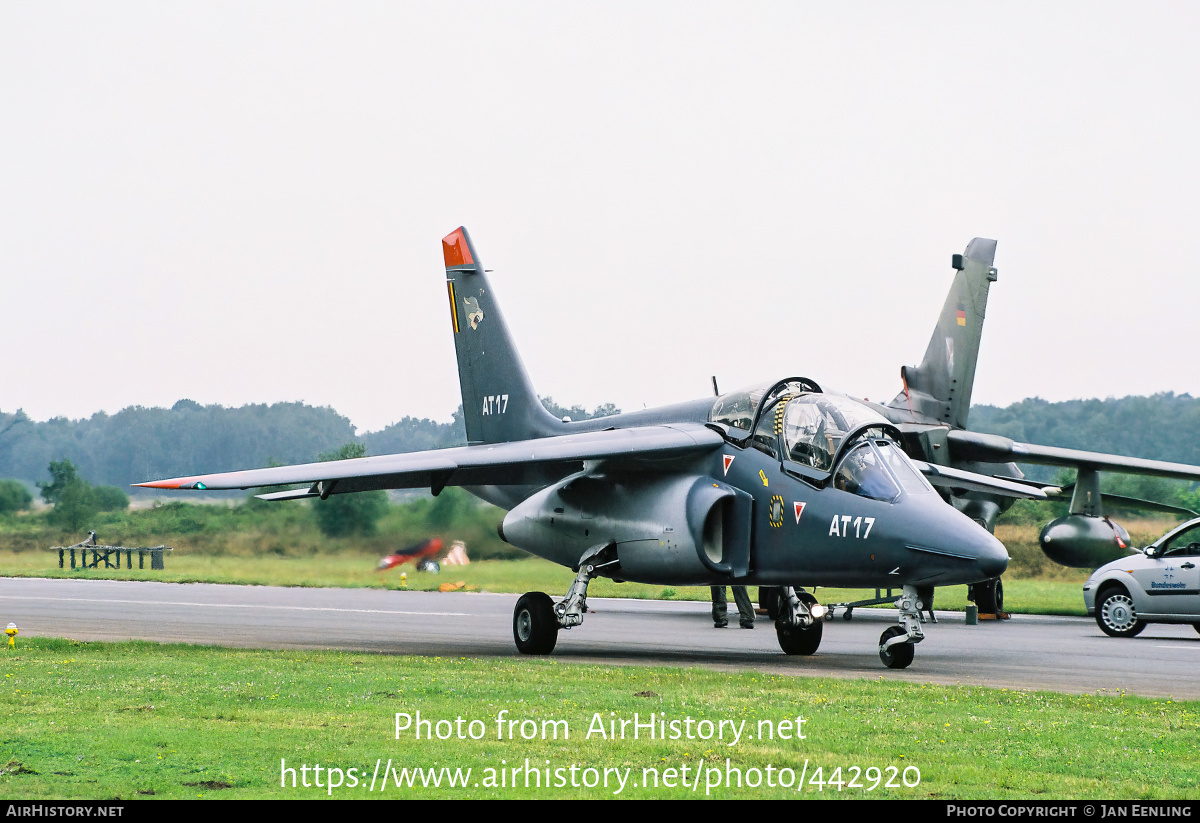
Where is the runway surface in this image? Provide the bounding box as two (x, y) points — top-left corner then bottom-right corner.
(4, 577), (1199, 699)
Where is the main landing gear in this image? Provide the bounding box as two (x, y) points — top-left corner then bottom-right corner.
(774, 587), (826, 656)
(878, 585), (925, 669)
(512, 544), (616, 656)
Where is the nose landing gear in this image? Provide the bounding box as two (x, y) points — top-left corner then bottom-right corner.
(878, 585), (925, 669)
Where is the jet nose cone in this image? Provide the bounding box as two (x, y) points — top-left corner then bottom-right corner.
(976, 531), (1010, 580)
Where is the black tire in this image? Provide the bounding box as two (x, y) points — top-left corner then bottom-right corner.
(971, 578), (1004, 614)
(759, 587), (782, 621)
(1095, 588), (1146, 638)
(878, 626), (915, 669)
(776, 619), (822, 655)
(775, 591), (822, 655)
(1193, 624), (1200, 636)
(513, 592), (559, 654)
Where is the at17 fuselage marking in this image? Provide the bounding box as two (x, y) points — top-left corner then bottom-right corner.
(829, 515), (876, 539)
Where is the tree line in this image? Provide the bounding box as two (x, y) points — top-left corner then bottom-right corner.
(3, 392), (1199, 506)
(0, 397), (619, 493)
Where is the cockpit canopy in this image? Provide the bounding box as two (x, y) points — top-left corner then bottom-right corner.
(708, 378), (822, 433)
(781, 393), (888, 472)
(711, 385), (933, 503)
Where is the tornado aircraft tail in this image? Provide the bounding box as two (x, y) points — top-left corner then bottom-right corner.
(442, 227), (563, 445)
(888, 238), (998, 429)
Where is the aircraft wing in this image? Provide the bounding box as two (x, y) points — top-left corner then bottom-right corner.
(946, 430), (1200, 482)
(911, 460), (1049, 499)
(135, 423), (725, 498)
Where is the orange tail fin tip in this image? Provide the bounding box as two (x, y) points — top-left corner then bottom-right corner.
(442, 227), (474, 267)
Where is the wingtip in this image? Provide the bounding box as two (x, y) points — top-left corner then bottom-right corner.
(133, 479), (206, 490)
(442, 227), (475, 268)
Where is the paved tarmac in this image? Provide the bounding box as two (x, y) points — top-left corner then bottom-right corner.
(4, 577), (1199, 698)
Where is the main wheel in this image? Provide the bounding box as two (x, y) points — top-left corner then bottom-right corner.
(513, 592), (559, 654)
(759, 587), (783, 621)
(776, 620), (823, 655)
(775, 591), (822, 655)
(970, 578), (1004, 614)
(878, 626), (915, 669)
(1095, 588), (1145, 638)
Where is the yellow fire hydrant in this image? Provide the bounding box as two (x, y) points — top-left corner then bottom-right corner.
(5, 623), (16, 650)
(400, 572), (407, 588)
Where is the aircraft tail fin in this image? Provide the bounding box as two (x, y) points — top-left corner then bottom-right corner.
(442, 227), (563, 445)
(889, 238), (997, 429)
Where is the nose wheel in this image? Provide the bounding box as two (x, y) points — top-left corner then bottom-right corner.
(878, 626), (914, 668)
(877, 584), (924, 669)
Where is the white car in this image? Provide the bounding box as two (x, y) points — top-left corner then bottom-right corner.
(1083, 517), (1200, 637)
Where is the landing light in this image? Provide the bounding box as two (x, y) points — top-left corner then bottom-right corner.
(810, 604), (828, 620)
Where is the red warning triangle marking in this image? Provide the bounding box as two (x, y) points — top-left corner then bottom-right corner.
(793, 502), (806, 523)
(722, 455), (734, 475)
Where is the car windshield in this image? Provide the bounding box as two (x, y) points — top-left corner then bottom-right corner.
(1156, 522), (1200, 556)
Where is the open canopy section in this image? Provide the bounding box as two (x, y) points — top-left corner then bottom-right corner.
(709, 377), (822, 433)
(782, 394), (893, 472)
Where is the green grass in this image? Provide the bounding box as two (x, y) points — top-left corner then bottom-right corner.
(2, 638), (1197, 799)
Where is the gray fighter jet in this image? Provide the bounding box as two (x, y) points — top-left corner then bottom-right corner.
(140, 228), (1110, 669)
(872, 240), (1200, 612)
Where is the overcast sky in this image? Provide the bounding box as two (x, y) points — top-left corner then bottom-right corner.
(3, 2), (1198, 433)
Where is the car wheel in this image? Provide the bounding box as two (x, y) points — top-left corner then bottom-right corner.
(1095, 588), (1146, 638)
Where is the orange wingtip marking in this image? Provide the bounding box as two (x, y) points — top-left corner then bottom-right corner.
(442, 228), (474, 267)
(134, 479), (198, 489)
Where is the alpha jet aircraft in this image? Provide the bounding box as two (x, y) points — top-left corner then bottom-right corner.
(139, 228), (1050, 669)
(871, 239), (1200, 610)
